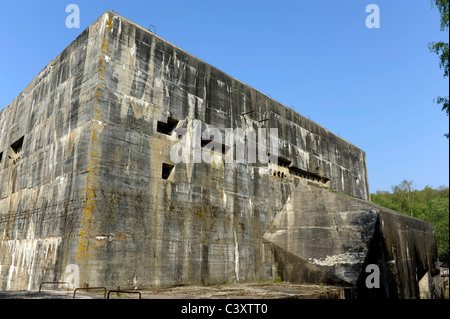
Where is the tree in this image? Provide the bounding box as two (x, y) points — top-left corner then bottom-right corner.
(428, 0), (449, 138)
(371, 182), (449, 266)
(423, 197), (449, 264)
(392, 180), (417, 217)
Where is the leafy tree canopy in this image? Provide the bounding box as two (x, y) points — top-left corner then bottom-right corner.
(429, 0), (449, 138)
(372, 181), (449, 266)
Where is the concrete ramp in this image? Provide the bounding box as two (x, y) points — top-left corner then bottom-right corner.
(264, 182), (444, 298)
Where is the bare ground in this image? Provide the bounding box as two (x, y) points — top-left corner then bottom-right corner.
(0, 283), (348, 299)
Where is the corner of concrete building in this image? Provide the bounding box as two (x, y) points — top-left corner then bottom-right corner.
(0, 11), (115, 291)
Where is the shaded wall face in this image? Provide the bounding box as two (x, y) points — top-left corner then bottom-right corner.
(356, 210), (443, 299)
(0, 16), (105, 290)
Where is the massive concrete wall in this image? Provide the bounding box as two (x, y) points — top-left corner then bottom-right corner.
(101, 13), (371, 201)
(73, 11), (370, 288)
(0, 12), (441, 298)
(0, 14), (106, 290)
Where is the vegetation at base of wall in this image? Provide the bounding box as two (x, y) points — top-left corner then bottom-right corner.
(258, 277), (283, 284)
(371, 181), (449, 266)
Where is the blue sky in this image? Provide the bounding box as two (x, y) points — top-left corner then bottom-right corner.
(0, 0), (448, 192)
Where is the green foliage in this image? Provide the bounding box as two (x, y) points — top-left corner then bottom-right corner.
(371, 182), (449, 265)
(429, 0), (449, 138)
(432, 0), (450, 31)
(272, 277), (282, 283)
(258, 277), (283, 284)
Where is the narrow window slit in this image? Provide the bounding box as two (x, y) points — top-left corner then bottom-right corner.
(157, 118), (179, 135)
(10, 136), (24, 165)
(162, 163), (175, 180)
(289, 166), (330, 185)
(11, 136), (24, 154)
(201, 139), (229, 155)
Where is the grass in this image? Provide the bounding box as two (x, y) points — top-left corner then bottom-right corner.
(259, 277), (283, 284)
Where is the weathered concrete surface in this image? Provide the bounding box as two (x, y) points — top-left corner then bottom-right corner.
(0, 13), (105, 290)
(0, 11), (368, 289)
(0, 11), (442, 299)
(263, 183), (443, 298)
(74, 11), (370, 289)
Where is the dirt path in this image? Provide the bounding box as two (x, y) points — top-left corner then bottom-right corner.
(0, 283), (348, 299)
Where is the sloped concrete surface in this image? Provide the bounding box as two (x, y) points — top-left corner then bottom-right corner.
(264, 182), (378, 286)
(264, 183), (444, 298)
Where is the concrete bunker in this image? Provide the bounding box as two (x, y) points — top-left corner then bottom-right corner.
(0, 11), (442, 299)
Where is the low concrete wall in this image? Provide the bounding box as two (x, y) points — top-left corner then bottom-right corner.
(264, 182), (443, 298)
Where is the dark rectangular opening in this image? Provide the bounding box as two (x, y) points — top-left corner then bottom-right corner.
(162, 163), (175, 180)
(9, 136), (24, 165)
(201, 139), (229, 155)
(11, 136), (24, 154)
(268, 154), (292, 168)
(289, 166), (329, 184)
(0, 152), (3, 164)
(157, 118), (179, 135)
